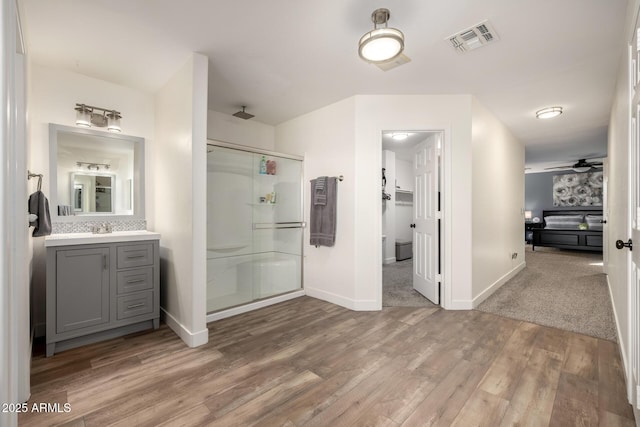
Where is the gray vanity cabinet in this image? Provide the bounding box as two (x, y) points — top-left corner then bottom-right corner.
(46, 238), (160, 357)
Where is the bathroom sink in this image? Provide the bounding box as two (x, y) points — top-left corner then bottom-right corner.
(44, 230), (161, 247)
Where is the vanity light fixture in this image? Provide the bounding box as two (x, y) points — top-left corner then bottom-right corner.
(358, 8), (405, 64)
(75, 103), (123, 132)
(77, 161), (110, 171)
(536, 106), (562, 119)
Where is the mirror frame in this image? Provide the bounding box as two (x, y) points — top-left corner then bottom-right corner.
(49, 123), (145, 222)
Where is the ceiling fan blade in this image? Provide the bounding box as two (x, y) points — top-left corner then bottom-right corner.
(544, 166), (570, 170)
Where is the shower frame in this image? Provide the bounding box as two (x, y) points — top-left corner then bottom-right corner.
(205, 139), (306, 322)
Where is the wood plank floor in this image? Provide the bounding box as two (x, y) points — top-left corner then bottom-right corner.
(20, 297), (634, 426)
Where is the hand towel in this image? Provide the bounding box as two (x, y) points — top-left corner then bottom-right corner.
(314, 176), (327, 206)
(28, 191), (52, 237)
(310, 177), (337, 247)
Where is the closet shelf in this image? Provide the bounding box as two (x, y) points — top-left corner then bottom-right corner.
(395, 189), (413, 194)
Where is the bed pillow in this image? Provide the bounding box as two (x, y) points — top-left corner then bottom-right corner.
(585, 214), (603, 231)
(544, 215), (584, 229)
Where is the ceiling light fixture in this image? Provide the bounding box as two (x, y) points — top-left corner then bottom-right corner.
(359, 8), (405, 64)
(75, 103), (123, 132)
(391, 133), (409, 141)
(535, 106), (562, 119)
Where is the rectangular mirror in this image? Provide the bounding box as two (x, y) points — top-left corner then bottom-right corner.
(70, 172), (115, 214)
(49, 124), (144, 220)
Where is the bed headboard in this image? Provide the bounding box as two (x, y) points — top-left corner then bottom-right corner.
(542, 209), (603, 230)
(542, 210), (603, 218)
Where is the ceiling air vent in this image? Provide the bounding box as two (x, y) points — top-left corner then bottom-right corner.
(446, 20), (500, 53)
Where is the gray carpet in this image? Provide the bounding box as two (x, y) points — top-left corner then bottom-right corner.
(477, 246), (617, 342)
(383, 259), (438, 308)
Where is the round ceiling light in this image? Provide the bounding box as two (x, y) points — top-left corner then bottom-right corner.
(536, 106), (563, 119)
(359, 9), (404, 64)
(391, 133), (408, 141)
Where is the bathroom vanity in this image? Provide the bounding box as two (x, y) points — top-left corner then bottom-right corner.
(45, 231), (160, 356)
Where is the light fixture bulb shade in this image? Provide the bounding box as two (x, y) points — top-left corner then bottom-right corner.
(75, 108), (91, 128)
(573, 166), (590, 173)
(392, 133), (408, 141)
(359, 28), (404, 63)
(524, 210), (532, 219)
(536, 106), (563, 119)
(107, 111), (122, 133)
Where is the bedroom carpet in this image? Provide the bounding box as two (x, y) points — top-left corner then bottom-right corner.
(477, 246), (617, 342)
(382, 259), (437, 308)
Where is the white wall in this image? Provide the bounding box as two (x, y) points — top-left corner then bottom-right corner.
(394, 158), (414, 242)
(208, 109), (275, 151)
(471, 98), (525, 306)
(606, 0), (637, 397)
(382, 150), (396, 263)
(275, 97), (357, 308)
(154, 53), (208, 348)
(277, 94), (476, 310)
(28, 65), (155, 336)
(354, 95), (474, 309)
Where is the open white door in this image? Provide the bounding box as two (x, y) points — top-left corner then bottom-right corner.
(627, 29), (640, 409)
(412, 136), (440, 304)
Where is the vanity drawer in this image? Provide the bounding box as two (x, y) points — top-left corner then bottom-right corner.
(117, 243), (153, 269)
(117, 291), (154, 320)
(116, 267), (153, 294)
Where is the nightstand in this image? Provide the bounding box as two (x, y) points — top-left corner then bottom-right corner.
(525, 222), (543, 244)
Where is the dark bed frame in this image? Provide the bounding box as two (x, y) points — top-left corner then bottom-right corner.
(532, 209), (603, 252)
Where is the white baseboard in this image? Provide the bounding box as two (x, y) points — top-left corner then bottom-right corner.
(161, 308), (209, 348)
(305, 287), (379, 311)
(472, 261), (526, 308)
(449, 299), (473, 310)
(206, 290), (306, 323)
(384, 257), (396, 265)
(606, 275), (631, 403)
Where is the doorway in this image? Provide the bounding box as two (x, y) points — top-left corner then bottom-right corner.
(381, 130), (442, 307)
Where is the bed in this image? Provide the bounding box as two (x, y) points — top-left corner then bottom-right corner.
(531, 210), (603, 252)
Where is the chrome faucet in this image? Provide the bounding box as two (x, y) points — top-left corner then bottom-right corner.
(92, 223), (113, 234)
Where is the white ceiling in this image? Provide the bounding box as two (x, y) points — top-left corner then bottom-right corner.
(20, 0), (629, 167)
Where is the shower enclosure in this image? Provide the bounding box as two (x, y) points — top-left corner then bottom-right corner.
(206, 142), (304, 313)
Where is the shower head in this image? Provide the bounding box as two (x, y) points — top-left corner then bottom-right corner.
(232, 106), (254, 120)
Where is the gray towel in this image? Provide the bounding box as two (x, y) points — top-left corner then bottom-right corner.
(58, 205), (72, 216)
(310, 177), (337, 247)
(28, 191), (52, 237)
(314, 176), (327, 206)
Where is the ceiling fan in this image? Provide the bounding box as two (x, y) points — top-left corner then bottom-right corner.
(544, 158), (603, 173)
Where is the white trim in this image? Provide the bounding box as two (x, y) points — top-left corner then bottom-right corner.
(305, 287), (379, 311)
(608, 275), (630, 389)
(161, 308), (208, 348)
(472, 261), (526, 308)
(206, 290), (306, 322)
(383, 257), (396, 264)
(449, 299), (474, 310)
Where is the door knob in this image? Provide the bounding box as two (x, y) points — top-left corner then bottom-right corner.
(616, 239), (633, 251)
(410, 224), (416, 228)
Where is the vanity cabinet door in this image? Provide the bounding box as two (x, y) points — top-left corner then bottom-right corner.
(56, 247), (110, 333)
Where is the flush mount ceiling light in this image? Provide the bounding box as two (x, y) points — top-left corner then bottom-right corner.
(536, 106), (563, 119)
(75, 103), (122, 132)
(359, 8), (405, 64)
(391, 133), (409, 141)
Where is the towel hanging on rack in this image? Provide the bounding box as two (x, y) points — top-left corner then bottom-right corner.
(28, 191), (52, 237)
(310, 176), (337, 247)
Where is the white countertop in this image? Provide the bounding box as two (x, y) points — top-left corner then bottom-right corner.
(45, 230), (161, 247)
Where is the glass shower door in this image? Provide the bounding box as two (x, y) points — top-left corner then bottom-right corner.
(207, 145), (303, 313)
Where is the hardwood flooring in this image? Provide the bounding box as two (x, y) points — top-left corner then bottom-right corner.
(20, 297), (634, 426)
